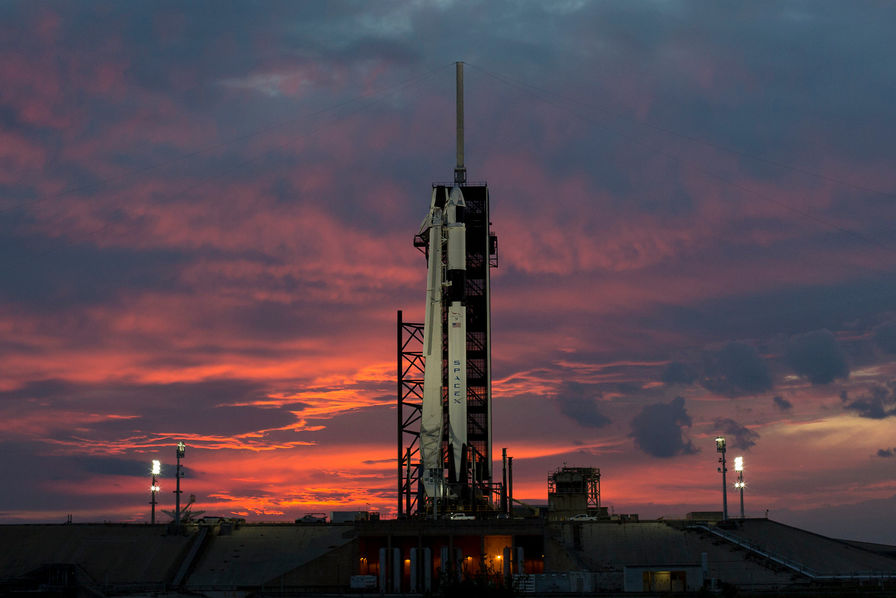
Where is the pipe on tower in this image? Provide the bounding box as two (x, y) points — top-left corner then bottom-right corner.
(508, 456), (514, 518)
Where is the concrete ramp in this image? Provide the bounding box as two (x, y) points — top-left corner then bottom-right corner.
(0, 524), (191, 586)
(185, 524), (355, 589)
(706, 519), (896, 577)
(556, 521), (797, 589)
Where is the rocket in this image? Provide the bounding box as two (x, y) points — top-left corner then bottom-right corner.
(419, 184), (468, 497)
(420, 62), (471, 499)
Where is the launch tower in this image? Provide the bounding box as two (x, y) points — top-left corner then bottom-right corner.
(397, 63), (499, 516)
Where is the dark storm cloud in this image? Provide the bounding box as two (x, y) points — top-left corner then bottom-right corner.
(553, 381), (611, 428)
(2, 378), (271, 408)
(772, 395), (792, 411)
(0, 218), (188, 308)
(445, 0), (896, 195)
(877, 448), (895, 458)
(785, 329), (848, 385)
(221, 301), (319, 343)
(648, 277), (896, 345)
(304, 404), (396, 445)
(661, 361), (697, 385)
(629, 396), (697, 458)
(650, 2), (894, 163)
(873, 321), (896, 353)
(841, 383), (896, 419)
(0, 442), (137, 514)
(0, 379), (292, 437)
(0, 441), (190, 487)
(8, 2), (411, 102)
(80, 456), (164, 477)
(0, 378), (73, 401)
(701, 341), (772, 396)
(713, 418), (759, 451)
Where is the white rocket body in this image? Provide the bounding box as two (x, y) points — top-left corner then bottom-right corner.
(420, 189), (444, 498)
(420, 185), (468, 497)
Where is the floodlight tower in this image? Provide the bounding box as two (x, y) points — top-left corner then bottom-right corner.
(174, 442), (185, 527)
(150, 460), (161, 524)
(715, 437), (728, 520)
(734, 456), (745, 519)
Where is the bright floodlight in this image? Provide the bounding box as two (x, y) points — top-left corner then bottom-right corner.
(152, 459), (161, 475)
(715, 437), (726, 452)
(151, 484), (160, 492)
(734, 456), (743, 472)
(177, 441), (186, 458)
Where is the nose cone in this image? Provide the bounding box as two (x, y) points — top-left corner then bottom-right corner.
(448, 185), (466, 208)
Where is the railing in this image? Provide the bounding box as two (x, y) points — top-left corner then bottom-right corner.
(432, 181), (488, 188)
(171, 525), (209, 586)
(689, 524), (896, 580)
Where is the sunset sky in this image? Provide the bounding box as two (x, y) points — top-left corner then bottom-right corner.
(2, 1), (896, 543)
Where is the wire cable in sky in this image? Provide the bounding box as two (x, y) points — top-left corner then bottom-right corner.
(0, 61), (455, 219)
(466, 61), (896, 258)
(466, 62), (896, 201)
(0, 62), (454, 279)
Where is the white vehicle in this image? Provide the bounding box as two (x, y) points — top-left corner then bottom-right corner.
(569, 513), (598, 521)
(448, 512), (475, 521)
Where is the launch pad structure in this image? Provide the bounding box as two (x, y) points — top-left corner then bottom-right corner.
(397, 63), (499, 517)
(547, 466), (602, 521)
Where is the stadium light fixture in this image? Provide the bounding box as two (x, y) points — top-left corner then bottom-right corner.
(715, 437), (728, 520)
(175, 442), (186, 528)
(149, 460), (161, 524)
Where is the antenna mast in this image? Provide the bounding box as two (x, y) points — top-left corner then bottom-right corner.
(454, 61), (466, 185)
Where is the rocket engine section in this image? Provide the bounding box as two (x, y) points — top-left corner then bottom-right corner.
(419, 185), (468, 498)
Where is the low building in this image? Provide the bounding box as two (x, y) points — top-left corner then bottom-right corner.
(623, 564), (704, 592)
(2, 519), (896, 595)
(546, 466), (602, 521)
